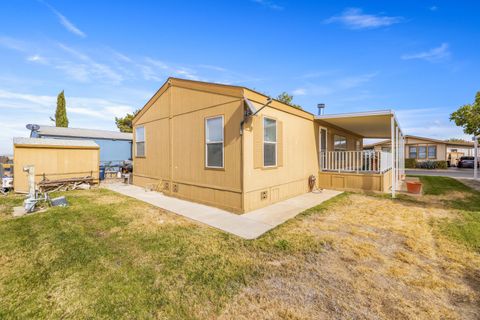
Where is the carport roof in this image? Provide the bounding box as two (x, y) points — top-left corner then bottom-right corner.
(315, 110), (401, 139)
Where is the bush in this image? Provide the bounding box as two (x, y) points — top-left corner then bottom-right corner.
(405, 158), (417, 168)
(415, 160), (448, 169)
(435, 161), (448, 169)
(417, 160), (437, 169)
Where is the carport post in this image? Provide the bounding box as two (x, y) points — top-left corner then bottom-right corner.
(391, 116), (396, 198)
(475, 136), (478, 180)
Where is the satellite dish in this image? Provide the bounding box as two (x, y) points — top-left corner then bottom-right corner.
(26, 124), (40, 131)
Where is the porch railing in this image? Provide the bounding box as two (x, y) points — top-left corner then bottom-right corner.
(320, 151), (392, 174)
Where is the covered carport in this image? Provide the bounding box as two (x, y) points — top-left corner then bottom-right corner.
(316, 110), (405, 197)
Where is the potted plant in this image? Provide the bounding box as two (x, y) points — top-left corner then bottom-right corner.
(406, 181), (422, 194)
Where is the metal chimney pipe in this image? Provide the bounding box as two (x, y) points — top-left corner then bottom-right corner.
(317, 103), (325, 115)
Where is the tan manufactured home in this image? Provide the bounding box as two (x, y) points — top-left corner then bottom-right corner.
(364, 135), (474, 166)
(132, 78), (405, 213)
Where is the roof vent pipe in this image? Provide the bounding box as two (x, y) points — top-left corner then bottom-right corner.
(317, 103), (325, 115)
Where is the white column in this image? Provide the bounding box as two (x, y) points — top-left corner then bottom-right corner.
(396, 125), (399, 187)
(391, 116), (396, 198)
(475, 136), (478, 180)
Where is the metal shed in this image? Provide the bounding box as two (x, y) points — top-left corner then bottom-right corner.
(13, 137), (100, 193)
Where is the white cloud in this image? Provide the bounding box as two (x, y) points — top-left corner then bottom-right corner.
(395, 107), (470, 140)
(251, 0), (283, 11)
(401, 43), (450, 62)
(27, 54), (48, 64)
(0, 36), (27, 52)
(40, 0), (86, 37)
(57, 44), (124, 83)
(325, 8), (402, 30)
(429, 6), (438, 11)
(292, 88), (307, 96)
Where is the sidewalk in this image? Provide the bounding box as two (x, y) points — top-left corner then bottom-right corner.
(104, 183), (341, 239)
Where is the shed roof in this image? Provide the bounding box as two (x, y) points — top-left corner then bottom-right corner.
(33, 125), (132, 140)
(316, 110), (401, 139)
(14, 137), (99, 148)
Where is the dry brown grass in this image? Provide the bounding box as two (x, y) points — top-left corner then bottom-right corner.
(220, 194), (480, 320)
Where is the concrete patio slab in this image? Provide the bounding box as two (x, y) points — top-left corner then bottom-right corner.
(104, 183), (342, 239)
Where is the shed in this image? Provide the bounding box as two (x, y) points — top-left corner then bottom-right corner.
(29, 125), (132, 165)
(13, 137), (100, 193)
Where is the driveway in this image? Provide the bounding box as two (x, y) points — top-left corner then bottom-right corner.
(406, 168), (475, 179)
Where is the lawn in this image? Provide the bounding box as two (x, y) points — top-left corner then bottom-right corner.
(0, 177), (479, 319)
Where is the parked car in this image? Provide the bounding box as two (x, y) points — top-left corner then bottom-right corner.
(457, 156), (479, 168)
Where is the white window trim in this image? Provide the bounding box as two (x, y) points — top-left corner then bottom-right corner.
(205, 115), (224, 169)
(135, 126), (146, 157)
(263, 117), (277, 167)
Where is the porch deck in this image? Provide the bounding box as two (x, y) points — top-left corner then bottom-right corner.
(318, 150), (393, 193)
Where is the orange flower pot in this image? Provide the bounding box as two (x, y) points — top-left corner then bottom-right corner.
(406, 181), (422, 194)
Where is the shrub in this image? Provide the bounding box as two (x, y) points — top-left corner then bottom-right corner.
(435, 161), (448, 169)
(415, 160), (448, 169)
(417, 160), (437, 169)
(405, 158), (417, 168)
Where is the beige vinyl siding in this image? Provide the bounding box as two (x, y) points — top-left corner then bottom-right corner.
(132, 80), (244, 212)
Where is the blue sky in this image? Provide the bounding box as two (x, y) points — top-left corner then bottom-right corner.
(0, 0), (479, 154)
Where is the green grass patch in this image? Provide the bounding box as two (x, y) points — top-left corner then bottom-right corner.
(0, 189), (258, 319)
(416, 175), (480, 251)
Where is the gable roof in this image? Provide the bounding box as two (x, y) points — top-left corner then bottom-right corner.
(14, 137), (99, 148)
(133, 77), (314, 125)
(33, 125), (132, 141)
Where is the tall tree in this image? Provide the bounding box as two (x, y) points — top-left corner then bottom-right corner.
(450, 91), (480, 136)
(276, 92), (302, 109)
(115, 109), (139, 133)
(53, 90), (69, 127)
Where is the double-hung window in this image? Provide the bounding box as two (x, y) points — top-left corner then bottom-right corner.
(334, 135), (347, 151)
(418, 146), (427, 159)
(409, 146), (417, 159)
(205, 116), (224, 168)
(428, 146), (437, 159)
(135, 126), (145, 157)
(263, 117), (277, 167)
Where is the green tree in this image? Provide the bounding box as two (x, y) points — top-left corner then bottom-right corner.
(450, 91), (480, 136)
(276, 92), (302, 109)
(53, 90), (69, 127)
(115, 109), (139, 133)
(445, 138), (470, 143)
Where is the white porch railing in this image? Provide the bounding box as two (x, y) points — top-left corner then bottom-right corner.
(320, 151), (392, 174)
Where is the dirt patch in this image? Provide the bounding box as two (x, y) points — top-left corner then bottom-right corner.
(221, 194), (480, 320)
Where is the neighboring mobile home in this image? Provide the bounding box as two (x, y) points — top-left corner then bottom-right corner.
(28, 125), (132, 166)
(364, 135), (474, 166)
(132, 78), (404, 213)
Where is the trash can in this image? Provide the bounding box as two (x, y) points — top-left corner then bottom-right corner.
(99, 166), (105, 181)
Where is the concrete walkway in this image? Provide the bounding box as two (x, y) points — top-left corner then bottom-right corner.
(104, 183), (342, 239)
